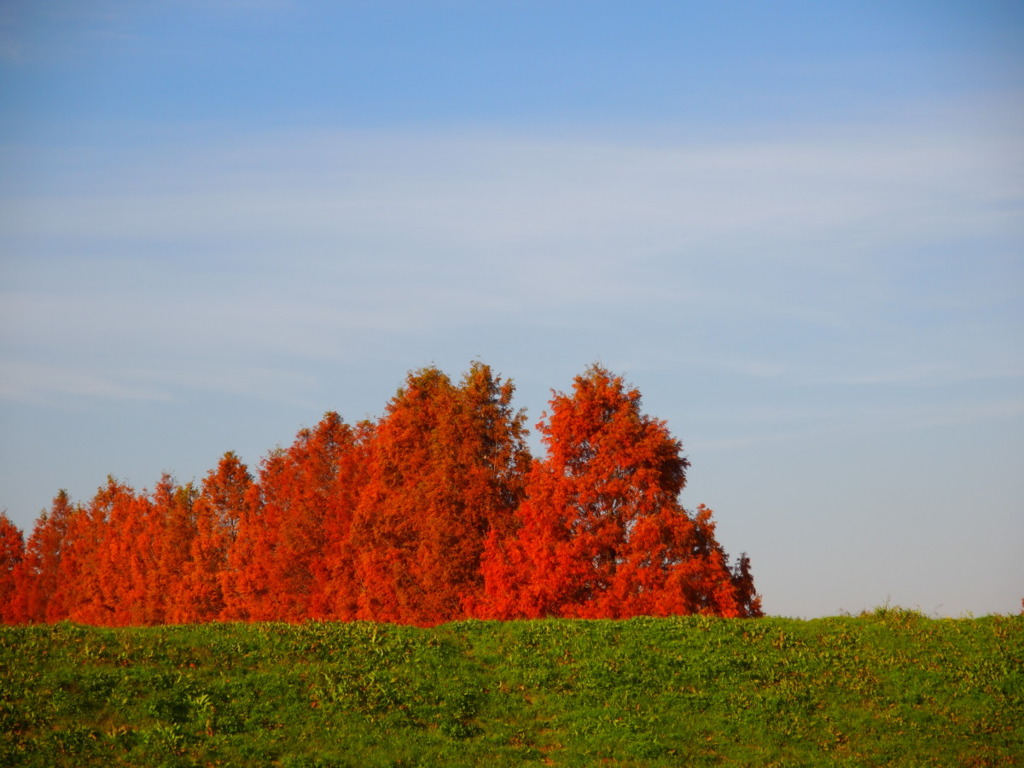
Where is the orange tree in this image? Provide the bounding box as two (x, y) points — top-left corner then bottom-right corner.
(0, 512), (24, 622)
(479, 365), (761, 619)
(220, 413), (368, 621)
(352, 363), (531, 625)
(173, 451), (253, 623)
(4, 491), (79, 623)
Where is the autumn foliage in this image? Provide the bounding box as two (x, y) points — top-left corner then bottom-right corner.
(0, 363), (761, 626)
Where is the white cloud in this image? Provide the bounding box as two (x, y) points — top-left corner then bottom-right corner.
(0, 359), (171, 402)
(6, 126), (1020, 253)
(2, 123), (1021, 408)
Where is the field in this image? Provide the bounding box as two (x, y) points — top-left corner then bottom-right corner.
(1, 609), (1021, 767)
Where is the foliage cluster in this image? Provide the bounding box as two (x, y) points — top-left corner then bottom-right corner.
(1, 612), (1021, 766)
(0, 363), (759, 626)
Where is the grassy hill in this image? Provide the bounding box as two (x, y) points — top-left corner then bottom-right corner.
(1, 609), (1021, 766)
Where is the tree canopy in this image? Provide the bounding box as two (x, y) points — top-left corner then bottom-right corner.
(1, 363), (761, 626)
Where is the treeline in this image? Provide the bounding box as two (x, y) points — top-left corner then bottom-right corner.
(0, 364), (761, 626)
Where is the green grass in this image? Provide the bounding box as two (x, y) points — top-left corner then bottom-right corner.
(1, 609), (1021, 766)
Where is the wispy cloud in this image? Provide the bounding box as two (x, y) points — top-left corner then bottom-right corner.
(6, 126), (1020, 250)
(0, 360), (171, 403)
(2, 122), (1021, 408)
(0, 355), (322, 406)
(830, 362), (1024, 387)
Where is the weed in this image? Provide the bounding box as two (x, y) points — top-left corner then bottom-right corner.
(0, 614), (1020, 766)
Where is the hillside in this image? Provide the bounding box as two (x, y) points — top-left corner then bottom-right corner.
(1, 610), (1021, 766)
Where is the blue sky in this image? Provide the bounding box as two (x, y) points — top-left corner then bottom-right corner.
(1, 1), (1022, 617)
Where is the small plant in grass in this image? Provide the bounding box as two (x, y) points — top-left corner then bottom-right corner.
(1, 613), (1020, 766)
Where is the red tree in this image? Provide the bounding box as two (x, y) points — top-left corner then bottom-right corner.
(145, 476), (197, 624)
(174, 452), (252, 623)
(221, 413), (366, 621)
(317, 419), (374, 621)
(53, 479), (124, 624)
(353, 363), (530, 625)
(0, 512), (24, 622)
(220, 450), (285, 622)
(3, 361), (761, 626)
(479, 365), (761, 619)
(5, 491), (79, 623)
(91, 478), (148, 625)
